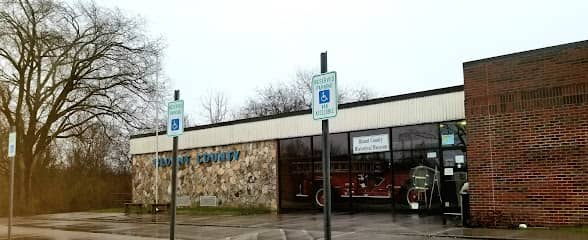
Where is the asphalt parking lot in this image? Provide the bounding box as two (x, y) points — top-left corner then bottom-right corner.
(0, 211), (586, 240)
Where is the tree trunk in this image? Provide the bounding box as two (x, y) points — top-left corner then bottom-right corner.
(16, 157), (26, 214)
(25, 164), (34, 212)
(20, 144), (35, 213)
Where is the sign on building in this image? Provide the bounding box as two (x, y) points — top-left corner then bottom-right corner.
(7, 132), (15, 157)
(312, 72), (338, 120)
(167, 100), (184, 137)
(352, 134), (390, 154)
(199, 196), (218, 207)
(177, 195), (191, 208)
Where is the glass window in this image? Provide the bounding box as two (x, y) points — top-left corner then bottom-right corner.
(278, 137), (313, 209)
(442, 150), (467, 170)
(439, 121), (467, 147)
(350, 152), (393, 209)
(313, 133), (349, 157)
(331, 133), (349, 157)
(280, 137), (311, 159)
(392, 124), (439, 151)
(392, 149), (441, 210)
(313, 133), (349, 173)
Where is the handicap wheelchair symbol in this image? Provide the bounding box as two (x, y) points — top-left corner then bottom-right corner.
(319, 89), (330, 104)
(171, 118), (180, 131)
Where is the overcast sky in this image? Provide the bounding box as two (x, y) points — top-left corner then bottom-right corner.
(100, 0), (588, 123)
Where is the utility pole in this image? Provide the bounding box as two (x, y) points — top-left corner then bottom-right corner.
(154, 57), (160, 206)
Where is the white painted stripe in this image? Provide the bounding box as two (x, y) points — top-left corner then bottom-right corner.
(334, 232), (356, 239)
(302, 230), (313, 240)
(317, 231), (355, 240)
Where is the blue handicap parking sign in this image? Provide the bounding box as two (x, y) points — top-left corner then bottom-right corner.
(171, 118), (180, 131)
(319, 89), (330, 104)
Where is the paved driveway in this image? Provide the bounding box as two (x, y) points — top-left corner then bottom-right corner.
(1, 212), (586, 240)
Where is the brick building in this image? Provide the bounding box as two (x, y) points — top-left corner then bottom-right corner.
(129, 40), (587, 228)
(464, 40), (588, 226)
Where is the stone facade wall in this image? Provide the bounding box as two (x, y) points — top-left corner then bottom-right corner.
(132, 140), (278, 210)
(464, 40), (588, 226)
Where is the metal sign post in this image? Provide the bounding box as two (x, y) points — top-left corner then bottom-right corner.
(155, 58), (160, 206)
(168, 90), (183, 240)
(312, 52), (337, 240)
(7, 127), (16, 240)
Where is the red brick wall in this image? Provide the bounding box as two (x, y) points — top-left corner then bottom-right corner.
(463, 41), (588, 227)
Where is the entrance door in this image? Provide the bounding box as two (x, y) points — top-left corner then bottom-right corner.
(441, 149), (467, 213)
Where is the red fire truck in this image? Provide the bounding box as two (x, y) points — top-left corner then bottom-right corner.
(294, 163), (439, 208)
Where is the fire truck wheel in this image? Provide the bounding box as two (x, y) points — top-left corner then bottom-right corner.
(406, 187), (421, 205)
(314, 188), (325, 208)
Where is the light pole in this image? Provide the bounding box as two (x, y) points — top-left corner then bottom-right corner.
(154, 57), (160, 206)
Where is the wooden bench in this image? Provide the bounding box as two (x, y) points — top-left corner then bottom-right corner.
(124, 203), (144, 214)
(150, 203), (170, 213)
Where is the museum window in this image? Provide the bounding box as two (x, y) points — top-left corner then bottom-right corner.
(439, 120), (467, 211)
(313, 133), (350, 208)
(439, 120), (467, 147)
(349, 128), (392, 209)
(391, 124), (441, 210)
(392, 124), (439, 150)
(278, 137), (312, 209)
(312, 133), (349, 173)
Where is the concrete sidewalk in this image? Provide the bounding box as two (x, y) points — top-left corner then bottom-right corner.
(0, 212), (586, 240)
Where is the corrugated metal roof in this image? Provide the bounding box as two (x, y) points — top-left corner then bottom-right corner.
(130, 88), (465, 155)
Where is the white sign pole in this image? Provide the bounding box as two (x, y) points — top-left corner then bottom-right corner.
(7, 128), (16, 240)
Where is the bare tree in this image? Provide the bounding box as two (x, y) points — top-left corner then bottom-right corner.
(201, 90), (229, 124)
(238, 83), (306, 118)
(293, 68), (315, 107)
(237, 69), (377, 118)
(0, 0), (163, 205)
(340, 85), (377, 103)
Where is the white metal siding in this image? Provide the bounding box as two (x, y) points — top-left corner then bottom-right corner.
(130, 91), (464, 155)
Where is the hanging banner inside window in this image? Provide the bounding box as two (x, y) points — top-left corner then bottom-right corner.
(352, 134), (390, 154)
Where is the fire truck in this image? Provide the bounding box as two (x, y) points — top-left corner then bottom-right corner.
(294, 161), (439, 208)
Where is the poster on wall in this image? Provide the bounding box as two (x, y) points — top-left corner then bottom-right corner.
(441, 134), (455, 145)
(352, 134), (390, 154)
